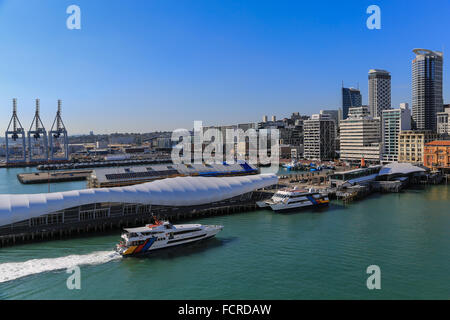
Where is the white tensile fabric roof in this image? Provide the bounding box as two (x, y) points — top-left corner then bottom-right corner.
(378, 162), (427, 176)
(0, 174), (278, 227)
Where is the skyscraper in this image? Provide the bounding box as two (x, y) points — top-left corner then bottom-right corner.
(412, 48), (444, 132)
(368, 69), (391, 118)
(342, 87), (362, 120)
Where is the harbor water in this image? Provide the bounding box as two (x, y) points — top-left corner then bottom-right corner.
(0, 167), (449, 299)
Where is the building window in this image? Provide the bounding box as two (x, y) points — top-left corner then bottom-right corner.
(30, 217), (48, 227)
(80, 209), (109, 221)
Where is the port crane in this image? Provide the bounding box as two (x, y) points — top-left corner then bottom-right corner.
(49, 100), (69, 161)
(28, 99), (49, 161)
(5, 99), (26, 163)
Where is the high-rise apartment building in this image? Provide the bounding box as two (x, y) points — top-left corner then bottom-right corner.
(381, 104), (411, 163)
(303, 114), (335, 160)
(412, 49), (444, 132)
(342, 87), (362, 120)
(368, 69), (391, 118)
(339, 106), (381, 164)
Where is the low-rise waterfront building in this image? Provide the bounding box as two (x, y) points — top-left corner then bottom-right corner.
(424, 140), (450, 169)
(398, 130), (438, 165)
(329, 163), (428, 189)
(329, 166), (382, 188)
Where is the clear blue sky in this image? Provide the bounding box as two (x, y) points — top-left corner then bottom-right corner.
(0, 0), (449, 134)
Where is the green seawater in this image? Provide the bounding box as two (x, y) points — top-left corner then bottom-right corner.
(0, 167), (449, 299)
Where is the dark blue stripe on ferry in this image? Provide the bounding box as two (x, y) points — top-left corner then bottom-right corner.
(307, 195), (317, 205)
(198, 171), (221, 175)
(197, 168), (256, 177)
(240, 163), (253, 171)
(142, 237), (157, 252)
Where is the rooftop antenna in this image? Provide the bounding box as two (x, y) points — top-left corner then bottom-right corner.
(28, 99), (49, 161)
(5, 98), (27, 163)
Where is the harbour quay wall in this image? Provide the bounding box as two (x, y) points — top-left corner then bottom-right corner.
(17, 170), (92, 184)
(0, 191), (272, 248)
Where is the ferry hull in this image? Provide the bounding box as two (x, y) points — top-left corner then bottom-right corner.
(119, 234), (218, 258)
(259, 189), (330, 213)
(256, 201), (270, 208)
(116, 225), (223, 257)
(272, 201), (329, 213)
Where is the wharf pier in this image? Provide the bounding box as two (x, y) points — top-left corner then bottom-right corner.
(37, 158), (172, 171)
(0, 160), (70, 169)
(279, 171), (331, 186)
(0, 192), (273, 248)
(0, 174), (279, 248)
(17, 170), (92, 184)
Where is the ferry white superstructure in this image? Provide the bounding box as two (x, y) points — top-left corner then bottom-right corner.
(115, 220), (223, 256)
(257, 188), (329, 213)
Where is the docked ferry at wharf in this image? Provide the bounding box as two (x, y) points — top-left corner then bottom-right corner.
(115, 220), (223, 257)
(257, 187), (329, 213)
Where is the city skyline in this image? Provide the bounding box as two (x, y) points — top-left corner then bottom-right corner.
(0, 0), (449, 134)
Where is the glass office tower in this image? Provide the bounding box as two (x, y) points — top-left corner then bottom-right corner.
(342, 87), (362, 120)
(412, 49), (443, 132)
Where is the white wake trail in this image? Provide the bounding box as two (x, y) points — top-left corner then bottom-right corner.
(0, 251), (122, 283)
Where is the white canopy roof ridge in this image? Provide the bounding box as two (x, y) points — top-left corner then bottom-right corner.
(0, 174), (278, 227)
(378, 162), (427, 176)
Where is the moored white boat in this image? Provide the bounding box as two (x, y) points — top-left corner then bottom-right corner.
(257, 187), (329, 212)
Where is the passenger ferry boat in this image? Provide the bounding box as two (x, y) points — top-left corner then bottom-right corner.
(256, 187), (329, 213)
(115, 219), (223, 257)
